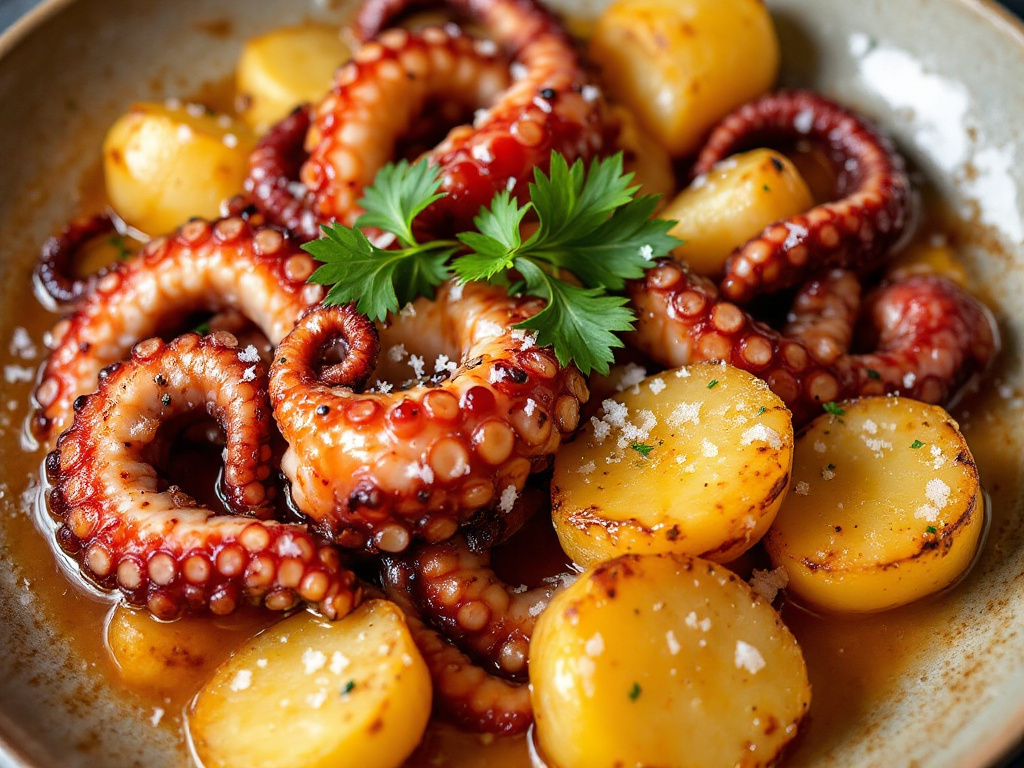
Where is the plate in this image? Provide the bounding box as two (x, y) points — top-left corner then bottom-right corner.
(1, 1), (1024, 766)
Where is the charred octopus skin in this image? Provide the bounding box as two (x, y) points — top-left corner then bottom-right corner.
(343, 0), (605, 235)
(691, 89), (914, 303)
(32, 217), (323, 446)
(269, 281), (589, 553)
(628, 261), (999, 426)
(247, 27), (512, 240)
(45, 332), (361, 621)
(33, 211), (120, 312)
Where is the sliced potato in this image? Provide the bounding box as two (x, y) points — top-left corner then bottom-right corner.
(529, 553), (810, 768)
(589, 0), (779, 157)
(105, 604), (273, 696)
(661, 149), (814, 277)
(236, 24), (350, 134)
(764, 396), (984, 613)
(103, 101), (255, 235)
(189, 601), (431, 768)
(552, 362), (793, 566)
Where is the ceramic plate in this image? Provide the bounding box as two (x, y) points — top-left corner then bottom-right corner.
(1, 0), (1024, 766)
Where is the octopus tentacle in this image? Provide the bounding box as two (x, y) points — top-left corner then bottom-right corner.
(782, 268), (862, 365)
(382, 531), (558, 680)
(244, 105), (322, 242)
(33, 212), (119, 311)
(692, 90), (912, 303)
(381, 572), (533, 734)
(295, 27), (512, 233)
(45, 332), (361, 621)
(628, 260), (998, 425)
(32, 217), (323, 445)
(342, 0), (606, 234)
(270, 280), (589, 552)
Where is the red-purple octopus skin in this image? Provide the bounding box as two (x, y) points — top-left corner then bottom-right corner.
(691, 89), (913, 303)
(339, 0), (606, 235)
(379, 572), (534, 734)
(32, 217), (324, 446)
(269, 281), (589, 553)
(45, 332), (361, 621)
(33, 212), (119, 311)
(628, 260), (999, 426)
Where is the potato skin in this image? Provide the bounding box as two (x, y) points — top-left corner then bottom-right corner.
(552, 362), (793, 567)
(103, 102), (254, 235)
(661, 149), (814, 277)
(589, 0), (779, 157)
(529, 553), (810, 768)
(765, 396), (985, 613)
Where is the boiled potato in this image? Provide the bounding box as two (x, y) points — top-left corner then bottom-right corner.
(661, 149), (814, 277)
(530, 552), (810, 768)
(103, 101), (255, 235)
(189, 601), (431, 768)
(589, 0), (779, 157)
(609, 104), (676, 204)
(236, 24), (350, 134)
(764, 396), (984, 613)
(885, 235), (970, 287)
(552, 362), (793, 566)
(105, 604), (273, 696)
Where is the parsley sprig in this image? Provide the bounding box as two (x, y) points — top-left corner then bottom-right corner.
(303, 153), (681, 375)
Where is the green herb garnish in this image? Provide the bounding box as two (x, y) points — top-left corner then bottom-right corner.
(823, 401), (845, 416)
(108, 234), (132, 260)
(756, 406), (767, 416)
(910, 439), (925, 449)
(342, 680), (356, 695)
(707, 379), (719, 389)
(630, 442), (655, 458)
(866, 368), (881, 380)
(305, 153), (680, 375)
(925, 525), (937, 535)
(628, 682), (642, 701)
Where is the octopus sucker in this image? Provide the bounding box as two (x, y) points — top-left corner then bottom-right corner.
(32, 216), (322, 445)
(628, 260), (998, 425)
(345, 0), (606, 235)
(33, 211), (120, 311)
(45, 332), (360, 621)
(270, 280), (588, 552)
(692, 89), (913, 303)
(380, 573), (534, 734)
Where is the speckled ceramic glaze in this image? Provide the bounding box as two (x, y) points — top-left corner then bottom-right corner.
(1, 1), (1023, 766)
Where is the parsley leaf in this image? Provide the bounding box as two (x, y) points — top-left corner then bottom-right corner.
(823, 401), (845, 416)
(306, 152), (682, 375)
(630, 442), (655, 458)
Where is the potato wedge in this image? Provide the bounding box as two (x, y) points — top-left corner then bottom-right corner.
(105, 604), (272, 696)
(103, 101), (255, 235)
(530, 553), (810, 768)
(236, 24), (350, 134)
(552, 362), (793, 566)
(589, 0), (779, 157)
(189, 601), (431, 768)
(764, 396), (984, 613)
(661, 149), (814, 277)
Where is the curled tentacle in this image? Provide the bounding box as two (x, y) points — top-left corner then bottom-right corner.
(339, 0), (606, 234)
(32, 217), (323, 445)
(692, 90), (913, 303)
(381, 569), (534, 734)
(34, 212), (119, 311)
(45, 332), (361, 621)
(244, 105), (321, 242)
(300, 26), (512, 233)
(381, 527), (560, 680)
(782, 268), (862, 365)
(269, 281), (589, 552)
(628, 260), (998, 425)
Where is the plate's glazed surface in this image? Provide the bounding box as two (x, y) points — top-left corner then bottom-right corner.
(1, 1), (1024, 767)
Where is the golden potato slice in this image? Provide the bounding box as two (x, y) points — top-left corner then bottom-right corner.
(189, 601), (431, 768)
(589, 0), (779, 157)
(105, 605), (273, 696)
(552, 362), (793, 566)
(530, 553), (810, 768)
(103, 101), (255, 235)
(236, 24), (350, 134)
(609, 104), (676, 204)
(764, 396), (984, 613)
(661, 149), (814, 277)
